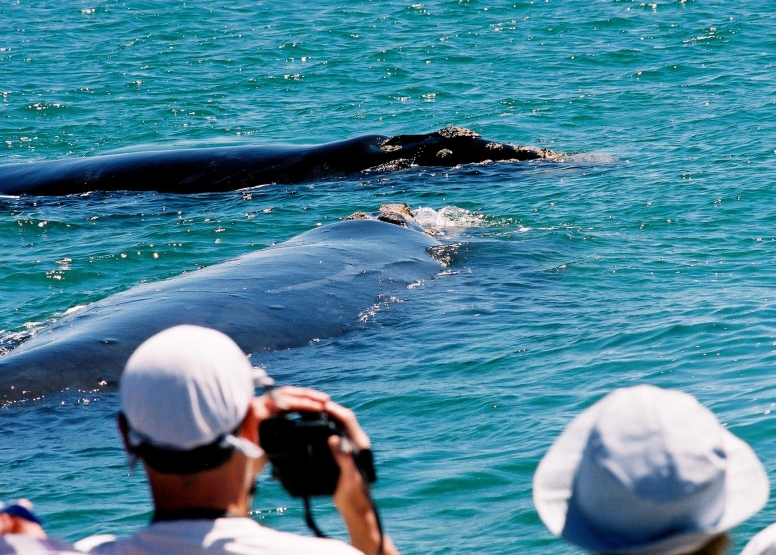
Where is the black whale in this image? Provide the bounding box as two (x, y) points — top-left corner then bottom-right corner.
(0, 207), (443, 402)
(0, 127), (559, 196)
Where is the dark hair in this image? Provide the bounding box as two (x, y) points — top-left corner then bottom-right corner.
(134, 437), (235, 475)
(608, 534), (731, 555)
(690, 534), (731, 555)
(120, 413), (237, 475)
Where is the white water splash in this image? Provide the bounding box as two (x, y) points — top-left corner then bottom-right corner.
(0, 305), (88, 355)
(0, 321), (44, 355)
(414, 206), (491, 236)
(356, 295), (405, 323)
(63, 305), (87, 316)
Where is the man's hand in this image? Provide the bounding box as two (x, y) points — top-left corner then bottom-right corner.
(326, 401), (399, 555)
(246, 386), (331, 444)
(246, 389), (399, 554)
(235, 386), (333, 515)
(251, 386), (331, 420)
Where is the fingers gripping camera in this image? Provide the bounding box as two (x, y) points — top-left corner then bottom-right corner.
(259, 411), (377, 498)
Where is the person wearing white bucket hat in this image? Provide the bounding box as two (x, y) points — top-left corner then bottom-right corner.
(76, 325), (397, 555)
(533, 384), (769, 555)
(739, 520), (776, 555)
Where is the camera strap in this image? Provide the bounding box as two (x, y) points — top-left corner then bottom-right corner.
(302, 493), (384, 555)
(369, 494), (385, 555)
(302, 496), (326, 538)
(354, 448), (377, 483)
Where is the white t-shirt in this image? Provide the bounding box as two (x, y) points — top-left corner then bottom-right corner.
(78, 517), (364, 555)
(0, 535), (82, 554)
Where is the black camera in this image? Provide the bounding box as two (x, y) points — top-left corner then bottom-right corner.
(259, 411), (376, 498)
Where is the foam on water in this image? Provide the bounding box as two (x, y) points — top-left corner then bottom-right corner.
(0, 323), (42, 356)
(414, 206), (494, 235)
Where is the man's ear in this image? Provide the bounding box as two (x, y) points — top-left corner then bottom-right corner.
(238, 401), (260, 446)
(0, 513), (13, 535)
(117, 413), (132, 453)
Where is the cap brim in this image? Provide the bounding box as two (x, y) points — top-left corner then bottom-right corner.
(220, 434), (264, 460)
(533, 405), (769, 555)
(1, 504), (42, 525)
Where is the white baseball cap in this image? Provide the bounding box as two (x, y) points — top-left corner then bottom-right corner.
(533, 385), (768, 555)
(120, 325), (263, 459)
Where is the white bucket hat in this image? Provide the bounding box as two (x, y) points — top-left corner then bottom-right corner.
(741, 523), (776, 555)
(533, 385), (768, 555)
(120, 325), (263, 459)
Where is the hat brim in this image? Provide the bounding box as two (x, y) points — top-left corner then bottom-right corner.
(741, 522), (776, 555)
(533, 401), (769, 555)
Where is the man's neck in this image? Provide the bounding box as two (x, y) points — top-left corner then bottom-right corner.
(145, 456), (252, 517)
(152, 507), (231, 523)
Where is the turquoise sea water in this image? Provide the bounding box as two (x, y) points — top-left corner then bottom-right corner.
(2, 1), (776, 553)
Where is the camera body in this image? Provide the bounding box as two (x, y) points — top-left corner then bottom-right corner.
(259, 411), (350, 497)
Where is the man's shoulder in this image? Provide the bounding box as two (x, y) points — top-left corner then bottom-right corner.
(77, 518), (363, 555)
(0, 535), (81, 554)
(202, 518), (363, 554)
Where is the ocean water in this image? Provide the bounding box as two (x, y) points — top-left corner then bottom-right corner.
(2, 1), (776, 553)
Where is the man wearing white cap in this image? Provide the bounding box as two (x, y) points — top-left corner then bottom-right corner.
(533, 384), (769, 555)
(80, 325), (397, 555)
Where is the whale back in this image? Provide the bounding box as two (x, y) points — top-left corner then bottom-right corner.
(0, 219), (442, 402)
(0, 128), (559, 196)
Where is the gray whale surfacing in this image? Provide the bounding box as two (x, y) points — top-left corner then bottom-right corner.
(0, 206), (444, 403)
(0, 127), (560, 196)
